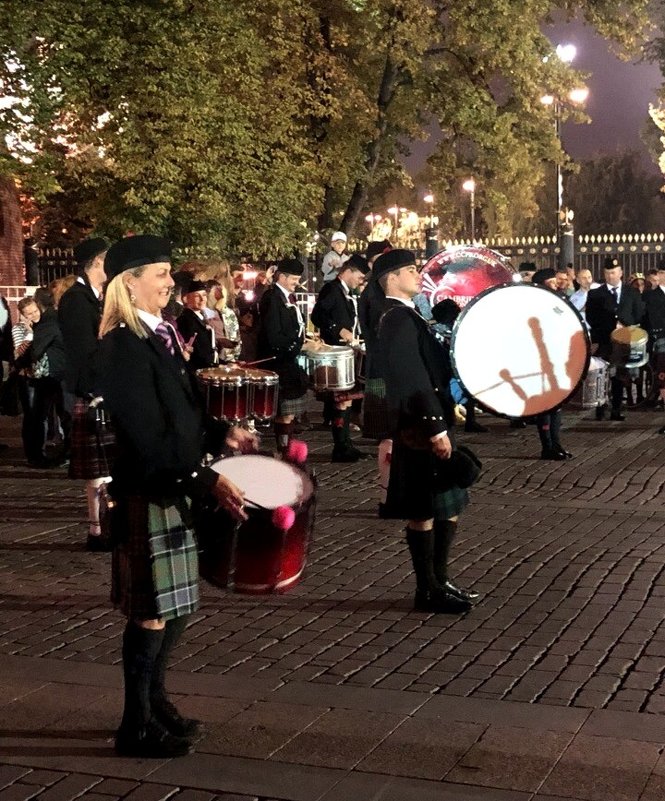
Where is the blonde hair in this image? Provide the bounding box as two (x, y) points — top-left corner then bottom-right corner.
(99, 266), (149, 339)
(200, 259), (236, 310)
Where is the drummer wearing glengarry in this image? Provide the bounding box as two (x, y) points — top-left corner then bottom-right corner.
(257, 258), (309, 455)
(310, 253), (370, 462)
(586, 256), (644, 421)
(98, 235), (257, 760)
(374, 248), (479, 615)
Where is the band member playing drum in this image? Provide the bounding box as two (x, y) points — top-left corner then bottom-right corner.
(257, 258), (308, 455)
(531, 268), (573, 460)
(98, 235), (256, 759)
(586, 256), (644, 421)
(310, 253), (369, 462)
(374, 249), (478, 615)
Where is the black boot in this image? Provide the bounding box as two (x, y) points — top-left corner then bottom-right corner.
(115, 623), (193, 758)
(150, 616), (202, 739)
(549, 409), (572, 459)
(405, 528), (471, 614)
(464, 401), (488, 433)
(433, 520), (480, 602)
(331, 409), (361, 462)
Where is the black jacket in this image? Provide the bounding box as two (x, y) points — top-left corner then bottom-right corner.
(0, 296), (12, 363)
(58, 279), (103, 396)
(643, 287), (665, 339)
(378, 299), (455, 440)
(99, 325), (228, 498)
(257, 285), (307, 398)
(32, 307), (67, 380)
(310, 278), (357, 345)
(358, 276), (386, 353)
(586, 283), (644, 358)
(176, 308), (216, 371)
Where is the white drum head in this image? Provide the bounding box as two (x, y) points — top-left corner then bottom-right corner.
(211, 454), (314, 509)
(451, 284), (589, 417)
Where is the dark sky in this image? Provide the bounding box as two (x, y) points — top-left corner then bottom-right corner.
(404, 19), (663, 175)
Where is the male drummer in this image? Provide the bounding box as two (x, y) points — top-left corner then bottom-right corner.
(257, 258), (308, 454)
(586, 256), (644, 421)
(374, 248), (477, 615)
(176, 279), (217, 372)
(311, 254), (369, 461)
(643, 261), (665, 432)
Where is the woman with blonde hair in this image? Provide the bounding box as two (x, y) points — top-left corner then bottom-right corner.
(204, 278), (241, 362)
(98, 235), (256, 759)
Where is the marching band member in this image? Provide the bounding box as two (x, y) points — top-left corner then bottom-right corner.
(374, 249), (478, 615)
(58, 237), (112, 550)
(257, 258), (308, 455)
(643, 261), (665, 433)
(176, 278), (218, 371)
(586, 256), (644, 421)
(98, 234), (255, 759)
(310, 253), (369, 462)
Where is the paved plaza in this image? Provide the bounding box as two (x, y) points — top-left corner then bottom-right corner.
(0, 405), (664, 801)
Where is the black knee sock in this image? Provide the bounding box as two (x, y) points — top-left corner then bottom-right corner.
(433, 519), (456, 585)
(536, 414), (552, 450)
(120, 623), (165, 732)
(405, 527), (437, 593)
(331, 408), (350, 449)
(549, 409), (562, 449)
(274, 421), (293, 454)
(150, 616), (188, 705)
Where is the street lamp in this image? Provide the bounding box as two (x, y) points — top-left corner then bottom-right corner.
(423, 192), (439, 258)
(387, 206), (407, 239)
(364, 212), (382, 235)
(462, 179), (476, 241)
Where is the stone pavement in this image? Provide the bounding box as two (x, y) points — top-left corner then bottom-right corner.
(0, 405), (664, 801)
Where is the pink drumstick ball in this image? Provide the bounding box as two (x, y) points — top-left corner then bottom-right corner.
(286, 439), (308, 463)
(272, 505), (296, 531)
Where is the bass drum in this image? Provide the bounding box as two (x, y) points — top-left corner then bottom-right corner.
(420, 245), (517, 312)
(451, 283), (590, 418)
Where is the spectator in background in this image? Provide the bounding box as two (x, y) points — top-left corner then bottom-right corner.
(0, 292), (13, 450)
(555, 266), (574, 297)
(628, 272), (646, 295)
(205, 279), (241, 363)
(50, 275), (78, 308)
(569, 267), (600, 327)
(321, 232), (349, 283)
(24, 238), (40, 286)
(518, 262), (536, 283)
(646, 268), (659, 292)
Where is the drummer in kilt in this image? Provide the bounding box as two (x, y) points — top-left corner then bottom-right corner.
(58, 238), (115, 551)
(374, 249), (479, 615)
(310, 253), (369, 462)
(257, 258), (309, 455)
(98, 235), (256, 759)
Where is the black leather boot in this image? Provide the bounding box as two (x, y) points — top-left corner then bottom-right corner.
(150, 616), (203, 739)
(405, 528), (471, 614)
(115, 623), (193, 758)
(433, 520), (480, 602)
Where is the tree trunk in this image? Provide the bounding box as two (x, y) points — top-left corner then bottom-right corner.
(0, 176), (24, 288)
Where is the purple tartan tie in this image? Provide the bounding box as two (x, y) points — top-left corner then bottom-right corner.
(155, 322), (175, 356)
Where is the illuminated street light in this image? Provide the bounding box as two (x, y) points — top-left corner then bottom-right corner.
(555, 43), (577, 63)
(387, 205), (407, 234)
(569, 86), (589, 105)
(462, 179), (476, 241)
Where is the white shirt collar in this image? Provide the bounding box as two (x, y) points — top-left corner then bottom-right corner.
(606, 282), (621, 294)
(77, 276), (100, 299)
(275, 283), (292, 301)
(136, 309), (164, 333)
(386, 295), (415, 309)
(660, 285), (665, 294)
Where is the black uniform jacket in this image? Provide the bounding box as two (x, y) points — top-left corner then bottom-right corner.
(643, 286), (665, 340)
(310, 278), (356, 345)
(99, 325), (228, 499)
(58, 279), (102, 397)
(378, 299), (455, 442)
(586, 283), (644, 359)
(358, 276), (386, 353)
(176, 308), (216, 372)
(32, 307), (67, 380)
(257, 285), (307, 399)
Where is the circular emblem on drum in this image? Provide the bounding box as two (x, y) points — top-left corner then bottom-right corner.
(450, 283), (590, 418)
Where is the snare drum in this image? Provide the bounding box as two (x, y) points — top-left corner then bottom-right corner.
(245, 368), (279, 420)
(451, 283), (590, 418)
(568, 357), (609, 409)
(197, 367), (250, 421)
(198, 454), (316, 594)
(303, 345), (355, 391)
(353, 344), (366, 386)
(611, 326), (649, 368)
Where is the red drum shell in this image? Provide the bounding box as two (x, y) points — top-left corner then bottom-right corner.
(197, 367), (250, 421)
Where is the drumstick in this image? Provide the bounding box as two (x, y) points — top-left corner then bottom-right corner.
(241, 357), (276, 367)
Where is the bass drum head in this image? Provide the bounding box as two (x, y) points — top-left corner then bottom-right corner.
(211, 454), (314, 509)
(420, 245), (517, 310)
(451, 284), (590, 418)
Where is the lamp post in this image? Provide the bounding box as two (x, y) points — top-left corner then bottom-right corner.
(364, 212), (382, 236)
(462, 179), (476, 242)
(423, 192), (439, 258)
(387, 206), (407, 243)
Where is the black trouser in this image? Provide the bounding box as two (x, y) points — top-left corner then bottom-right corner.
(536, 409), (562, 450)
(32, 377), (71, 457)
(18, 376), (41, 462)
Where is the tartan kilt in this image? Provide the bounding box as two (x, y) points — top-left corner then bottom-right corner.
(384, 437), (469, 522)
(278, 393), (308, 417)
(69, 399), (115, 480)
(362, 377), (389, 440)
(111, 493), (199, 621)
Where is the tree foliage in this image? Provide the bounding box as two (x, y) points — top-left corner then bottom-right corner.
(0, 0), (652, 251)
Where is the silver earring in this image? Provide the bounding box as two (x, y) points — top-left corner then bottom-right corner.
(130, 294), (136, 303)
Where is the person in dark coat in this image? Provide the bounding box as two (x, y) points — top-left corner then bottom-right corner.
(586, 256), (644, 420)
(643, 262), (665, 433)
(257, 258), (308, 454)
(375, 249), (478, 615)
(98, 234), (256, 759)
(310, 253), (369, 461)
(175, 279), (217, 372)
(58, 238), (113, 549)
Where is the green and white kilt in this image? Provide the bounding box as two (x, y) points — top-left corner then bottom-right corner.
(111, 494), (199, 621)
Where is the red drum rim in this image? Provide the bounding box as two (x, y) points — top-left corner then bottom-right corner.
(450, 283), (591, 419)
